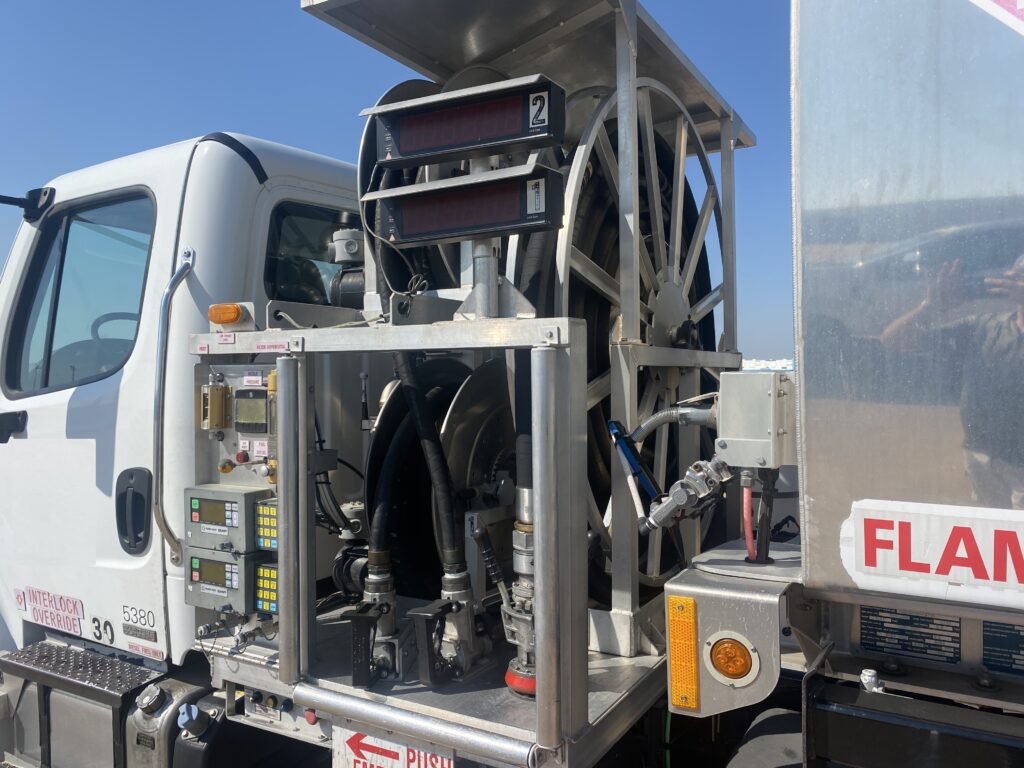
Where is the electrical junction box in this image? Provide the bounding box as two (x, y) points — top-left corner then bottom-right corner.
(716, 371), (797, 469)
(184, 548), (265, 614)
(184, 485), (273, 553)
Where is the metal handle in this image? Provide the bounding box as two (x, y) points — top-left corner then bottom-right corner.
(152, 248), (194, 567)
(125, 486), (138, 547)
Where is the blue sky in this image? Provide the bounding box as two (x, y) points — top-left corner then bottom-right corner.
(0, 2), (792, 358)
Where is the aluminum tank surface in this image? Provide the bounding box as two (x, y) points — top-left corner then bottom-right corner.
(794, 0), (1024, 609)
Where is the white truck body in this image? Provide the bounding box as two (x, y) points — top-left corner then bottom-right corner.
(0, 135), (357, 665)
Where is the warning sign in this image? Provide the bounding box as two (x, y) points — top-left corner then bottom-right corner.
(332, 728), (453, 768)
(25, 587), (84, 636)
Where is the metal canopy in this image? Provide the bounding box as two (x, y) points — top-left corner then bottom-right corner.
(301, 0), (755, 154)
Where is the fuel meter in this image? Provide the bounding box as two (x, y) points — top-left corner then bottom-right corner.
(184, 485), (273, 552)
(184, 549), (264, 614)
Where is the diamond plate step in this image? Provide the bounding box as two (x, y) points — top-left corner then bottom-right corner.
(0, 641), (160, 706)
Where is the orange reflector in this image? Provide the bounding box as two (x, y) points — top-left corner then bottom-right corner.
(208, 303), (244, 324)
(666, 595), (699, 710)
(710, 638), (753, 680)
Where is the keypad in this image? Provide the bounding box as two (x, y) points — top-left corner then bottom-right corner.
(255, 564), (278, 614)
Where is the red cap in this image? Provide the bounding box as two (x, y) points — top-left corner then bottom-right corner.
(235, 451), (250, 464)
(303, 708), (319, 726)
(505, 666), (537, 697)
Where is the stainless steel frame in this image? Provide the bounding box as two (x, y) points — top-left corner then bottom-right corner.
(192, 318), (653, 766)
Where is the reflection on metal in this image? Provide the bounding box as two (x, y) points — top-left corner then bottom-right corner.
(795, 0), (1024, 605)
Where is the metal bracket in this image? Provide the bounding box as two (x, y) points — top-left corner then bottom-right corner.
(454, 278), (537, 320)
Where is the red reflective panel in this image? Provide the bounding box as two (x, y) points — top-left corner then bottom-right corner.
(400, 181), (523, 237)
(398, 94), (524, 154)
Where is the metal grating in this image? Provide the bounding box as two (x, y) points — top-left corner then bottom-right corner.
(0, 642), (159, 704)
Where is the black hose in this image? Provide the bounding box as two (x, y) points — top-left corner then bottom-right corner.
(513, 349), (533, 489)
(368, 415), (416, 554)
(393, 352), (465, 572)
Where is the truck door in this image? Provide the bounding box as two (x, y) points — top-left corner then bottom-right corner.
(0, 181), (175, 660)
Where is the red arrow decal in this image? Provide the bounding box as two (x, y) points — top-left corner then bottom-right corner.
(346, 732), (400, 762)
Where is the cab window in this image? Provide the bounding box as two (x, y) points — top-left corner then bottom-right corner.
(264, 201), (346, 305)
(5, 194), (155, 393)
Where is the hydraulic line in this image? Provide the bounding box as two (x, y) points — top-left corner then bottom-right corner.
(392, 352), (465, 573)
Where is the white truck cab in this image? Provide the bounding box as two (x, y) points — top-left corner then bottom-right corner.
(0, 133), (358, 665)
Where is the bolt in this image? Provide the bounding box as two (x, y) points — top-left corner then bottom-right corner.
(718, 440), (727, 449)
(675, 604), (685, 612)
(679, 694), (687, 703)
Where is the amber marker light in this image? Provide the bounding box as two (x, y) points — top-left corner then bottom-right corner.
(710, 637), (753, 680)
(208, 303), (244, 324)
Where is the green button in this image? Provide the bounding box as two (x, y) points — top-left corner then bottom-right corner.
(191, 499), (199, 509)
(191, 558), (199, 568)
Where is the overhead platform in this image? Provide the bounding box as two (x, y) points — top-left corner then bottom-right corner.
(301, 0), (754, 154)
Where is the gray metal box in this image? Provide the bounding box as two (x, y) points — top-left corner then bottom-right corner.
(184, 485), (273, 554)
(184, 547), (264, 614)
(716, 372), (796, 469)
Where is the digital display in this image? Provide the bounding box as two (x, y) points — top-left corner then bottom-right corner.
(194, 498), (226, 525)
(198, 559), (227, 585)
(398, 94), (524, 154)
(400, 181), (523, 238)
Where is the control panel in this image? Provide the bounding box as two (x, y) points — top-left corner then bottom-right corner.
(184, 485), (274, 552)
(186, 550), (263, 614)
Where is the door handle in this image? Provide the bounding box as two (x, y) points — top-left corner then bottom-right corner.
(116, 468), (153, 556)
(0, 410), (27, 443)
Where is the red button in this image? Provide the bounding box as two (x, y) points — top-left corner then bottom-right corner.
(191, 571), (199, 581)
(191, 512), (199, 522)
(235, 451), (250, 463)
(303, 708), (318, 726)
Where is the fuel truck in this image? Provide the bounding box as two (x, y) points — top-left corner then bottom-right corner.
(1, 1), (1022, 767)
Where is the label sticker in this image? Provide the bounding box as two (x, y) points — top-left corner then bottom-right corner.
(239, 439), (251, 451)
(983, 621), (1024, 675)
(529, 91), (549, 128)
(243, 372), (264, 386)
(25, 587), (84, 636)
(859, 606), (961, 664)
(216, 332), (236, 344)
(200, 584), (228, 597)
(527, 178), (546, 216)
(123, 624), (159, 643)
(14, 589), (26, 612)
(840, 499), (1024, 610)
(200, 523), (228, 536)
(255, 341), (290, 353)
(128, 642), (165, 661)
(136, 733), (157, 750)
(253, 440), (269, 459)
(333, 728), (453, 768)
(197, 343), (210, 354)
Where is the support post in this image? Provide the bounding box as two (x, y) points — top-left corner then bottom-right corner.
(720, 114), (738, 351)
(276, 355), (300, 685)
(532, 345), (561, 752)
(615, 3), (641, 343)
(297, 354), (315, 678)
